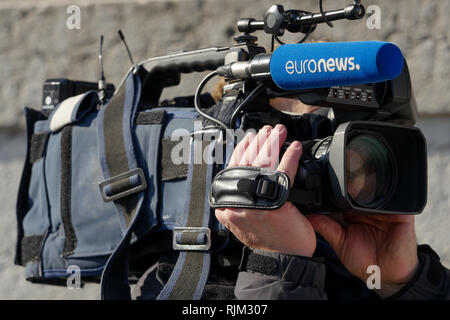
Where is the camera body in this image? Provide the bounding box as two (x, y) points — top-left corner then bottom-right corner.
(221, 55), (427, 215)
(235, 80), (427, 215)
(42, 2), (427, 215)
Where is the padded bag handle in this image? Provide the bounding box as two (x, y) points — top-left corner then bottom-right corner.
(49, 91), (98, 133)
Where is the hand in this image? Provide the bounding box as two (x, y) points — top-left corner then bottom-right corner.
(215, 124), (316, 257)
(308, 212), (419, 288)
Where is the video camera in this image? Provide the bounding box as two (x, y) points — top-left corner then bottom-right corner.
(42, 0), (427, 215)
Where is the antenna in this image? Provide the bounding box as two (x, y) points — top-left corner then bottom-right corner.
(98, 35), (106, 107)
(118, 29), (135, 66)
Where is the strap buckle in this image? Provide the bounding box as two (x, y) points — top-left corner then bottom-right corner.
(172, 227), (211, 251)
(256, 178), (279, 200)
(99, 168), (147, 202)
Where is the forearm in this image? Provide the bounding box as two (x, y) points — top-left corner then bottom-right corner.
(234, 247), (328, 300)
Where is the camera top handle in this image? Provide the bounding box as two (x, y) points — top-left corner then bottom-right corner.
(236, 1), (365, 44)
(117, 2), (366, 108)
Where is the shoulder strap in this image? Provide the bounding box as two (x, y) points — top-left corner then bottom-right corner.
(97, 70), (148, 299)
(98, 69), (218, 300)
(157, 136), (216, 300)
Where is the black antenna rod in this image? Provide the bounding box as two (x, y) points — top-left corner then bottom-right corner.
(99, 35), (105, 82)
(118, 29), (135, 66)
(98, 35), (106, 107)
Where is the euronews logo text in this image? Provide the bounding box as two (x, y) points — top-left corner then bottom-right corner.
(285, 57), (361, 75)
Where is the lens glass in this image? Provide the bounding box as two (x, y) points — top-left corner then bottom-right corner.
(345, 134), (394, 207)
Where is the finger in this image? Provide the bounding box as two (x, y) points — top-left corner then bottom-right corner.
(228, 131), (255, 167)
(253, 124), (287, 169)
(307, 214), (345, 253)
(239, 125), (272, 166)
(276, 140), (302, 185)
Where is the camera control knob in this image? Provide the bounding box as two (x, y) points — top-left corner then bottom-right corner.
(263, 5), (286, 36)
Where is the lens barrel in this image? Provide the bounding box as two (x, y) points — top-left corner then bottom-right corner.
(297, 121), (427, 215)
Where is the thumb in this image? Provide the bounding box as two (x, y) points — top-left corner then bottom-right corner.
(307, 214), (345, 253)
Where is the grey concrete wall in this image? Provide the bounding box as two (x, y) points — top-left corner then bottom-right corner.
(0, 0), (449, 128)
(0, 0), (448, 299)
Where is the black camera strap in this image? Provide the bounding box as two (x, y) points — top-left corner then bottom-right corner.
(98, 70), (149, 299)
(157, 137), (216, 300)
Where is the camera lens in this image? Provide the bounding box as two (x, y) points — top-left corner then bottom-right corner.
(345, 133), (395, 208)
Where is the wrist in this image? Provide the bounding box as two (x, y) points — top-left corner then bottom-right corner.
(291, 247), (315, 258)
(375, 259), (420, 299)
(280, 239), (316, 258)
(259, 246), (314, 258)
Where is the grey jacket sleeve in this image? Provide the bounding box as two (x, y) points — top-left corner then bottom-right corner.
(386, 248), (450, 300)
(234, 248), (327, 300)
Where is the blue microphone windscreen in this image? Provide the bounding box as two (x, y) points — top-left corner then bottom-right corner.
(270, 41), (404, 90)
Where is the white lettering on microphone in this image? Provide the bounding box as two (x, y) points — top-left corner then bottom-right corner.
(285, 57), (360, 75)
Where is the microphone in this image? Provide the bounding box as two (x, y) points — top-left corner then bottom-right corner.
(217, 41), (404, 90)
(271, 41), (404, 90)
